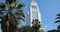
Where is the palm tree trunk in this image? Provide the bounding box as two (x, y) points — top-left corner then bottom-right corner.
(1, 14), (8, 32)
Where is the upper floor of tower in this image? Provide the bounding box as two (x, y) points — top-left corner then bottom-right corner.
(30, 0), (39, 12)
(30, 0), (38, 6)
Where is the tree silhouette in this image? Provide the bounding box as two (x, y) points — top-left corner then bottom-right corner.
(18, 26), (34, 32)
(0, 0), (25, 32)
(48, 13), (60, 32)
(55, 13), (60, 31)
(32, 19), (41, 32)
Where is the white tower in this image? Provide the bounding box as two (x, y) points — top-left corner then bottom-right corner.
(29, 0), (41, 26)
(26, 0), (46, 32)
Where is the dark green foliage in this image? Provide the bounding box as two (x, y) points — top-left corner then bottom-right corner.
(55, 13), (60, 23)
(32, 19), (41, 32)
(18, 26), (34, 32)
(6, 0), (18, 4)
(48, 30), (58, 32)
(17, 4), (24, 9)
(0, 0), (25, 32)
(57, 13), (60, 16)
(16, 10), (25, 18)
(55, 13), (60, 31)
(55, 20), (60, 23)
(0, 3), (6, 9)
(32, 19), (41, 29)
(56, 17), (60, 19)
(48, 30), (60, 32)
(48, 13), (60, 32)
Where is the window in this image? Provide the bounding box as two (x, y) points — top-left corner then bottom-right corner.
(32, 12), (38, 20)
(31, 5), (37, 12)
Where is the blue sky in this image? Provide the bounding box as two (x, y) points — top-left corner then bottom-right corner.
(19, 0), (60, 31)
(0, 0), (60, 32)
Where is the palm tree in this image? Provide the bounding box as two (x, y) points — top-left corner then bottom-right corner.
(55, 13), (60, 31)
(0, 0), (25, 32)
(32, 19), (41, 32)
(0, 3), (8, 32)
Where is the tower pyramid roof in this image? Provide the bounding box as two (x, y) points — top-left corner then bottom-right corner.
(31, 0), (38, 6)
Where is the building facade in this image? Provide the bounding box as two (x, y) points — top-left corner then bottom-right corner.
(26, 0), (46, 32)
(26, 0), (41, 26)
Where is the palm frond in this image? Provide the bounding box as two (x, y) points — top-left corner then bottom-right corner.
(16, 4), (24, 9)
(55, 20), (60, 23)
(0, 3), (6, 9)
(10, 6), (15, 11)
(17, 17), (25, 21)
(56, 17), (60, 19)
(14, 19), (19, 25)
(6, 0), (18, 4)
(58, 25), (60, 27)
(14, 0), (18, 4)
(15, 10), (25, 18)
(0, 10), (4, 16)
(57, 13), (60, 16)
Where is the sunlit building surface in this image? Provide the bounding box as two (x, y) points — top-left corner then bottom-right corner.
(26, 0), (41, 26)
(26, 0), (45, 32)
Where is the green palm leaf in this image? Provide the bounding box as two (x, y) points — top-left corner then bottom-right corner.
(16, 10), (25, 18)
(57, 13), (60, 16)
(55, 13), (60, 23)
(56, 17), (60, 19)
(0, 0), (25, 32)
(16, 4), (24, 9)
(6, 0), (18, 4)
(32, 19), (41, 32)
(0, 3), (6, 9)
(55, 20), (60, 23)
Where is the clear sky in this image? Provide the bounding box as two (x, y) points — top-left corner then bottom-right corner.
(0, 0), (60, 32)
